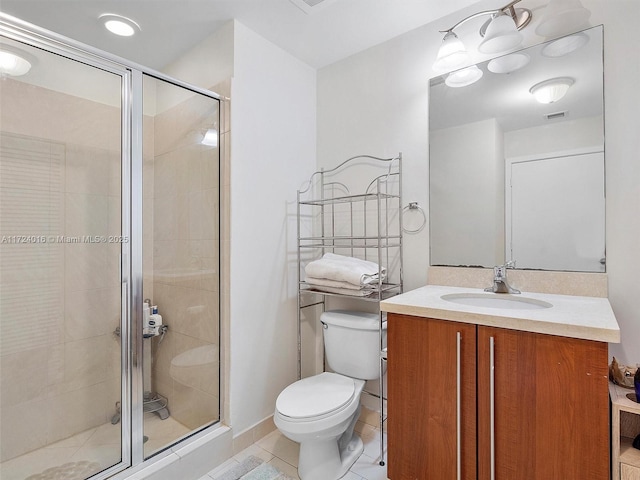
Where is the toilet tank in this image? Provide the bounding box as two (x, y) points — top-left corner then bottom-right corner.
(321, 310), (386, 380)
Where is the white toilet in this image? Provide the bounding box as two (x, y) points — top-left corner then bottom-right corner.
(274, 310), (386, 480)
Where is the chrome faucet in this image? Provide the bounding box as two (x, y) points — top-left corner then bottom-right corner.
(485, 260), (520, 294)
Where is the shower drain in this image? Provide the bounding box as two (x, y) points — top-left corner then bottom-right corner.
(25, 461), (101, 480)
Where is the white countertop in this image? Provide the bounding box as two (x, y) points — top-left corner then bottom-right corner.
(380, 285), (620, 343)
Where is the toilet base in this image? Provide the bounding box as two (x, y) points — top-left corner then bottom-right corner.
(298, 433), (363, 480)
(339, 434), (364, 478)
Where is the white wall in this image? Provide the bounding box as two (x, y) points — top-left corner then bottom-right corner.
(596, 1), (640, 364)
(317, 0), (640, 363)
(430, 118), (504, 267)
(504, 115), (603, 158)
(229, 21), (316, 434)
(317, 25), (433, 291)
(164, 21), (317, 435)
(163, 21), (235, 94)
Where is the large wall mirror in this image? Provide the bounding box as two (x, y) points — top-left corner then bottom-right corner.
(429, 25), (604, 273)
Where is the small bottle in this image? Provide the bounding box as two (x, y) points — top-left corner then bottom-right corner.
(143, 300), (151, 334)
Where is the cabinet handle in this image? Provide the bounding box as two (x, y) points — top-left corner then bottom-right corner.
(490, 336), (496, 480)
(456, 331), (462, 480)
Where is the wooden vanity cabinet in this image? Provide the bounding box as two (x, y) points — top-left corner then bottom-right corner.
(387, 313), (610, 480)
(387, 314), (477, 480)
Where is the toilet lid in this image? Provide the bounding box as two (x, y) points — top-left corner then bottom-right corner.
(276, 372), (355, 419)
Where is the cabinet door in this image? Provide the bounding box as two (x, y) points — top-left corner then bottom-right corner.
(388, 314), (477, 479)
(477, 327), (609, 480)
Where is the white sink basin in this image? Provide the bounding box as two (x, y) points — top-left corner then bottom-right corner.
(441, 293), (552, 310)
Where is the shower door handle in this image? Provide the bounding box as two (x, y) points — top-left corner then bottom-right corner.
(121, 281), (132, 363)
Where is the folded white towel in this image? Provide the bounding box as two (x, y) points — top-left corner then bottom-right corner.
(305, 275), (378, 291)
(304, 253), (386, 287)
(306, 284), (376, 297)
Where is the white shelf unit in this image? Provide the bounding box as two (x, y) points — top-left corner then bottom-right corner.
(611, 382), (640, 479)
(296, 154), (403, 466)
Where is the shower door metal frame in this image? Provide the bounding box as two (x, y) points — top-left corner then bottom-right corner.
(0, 12), (223, 480)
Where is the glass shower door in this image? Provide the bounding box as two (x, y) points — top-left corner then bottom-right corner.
(140, 74), (221, 459)
(0, 37), (126, 479)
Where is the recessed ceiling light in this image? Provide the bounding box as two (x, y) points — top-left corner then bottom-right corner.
(0, 48), (32, 76)
(99, 14), (141, 37)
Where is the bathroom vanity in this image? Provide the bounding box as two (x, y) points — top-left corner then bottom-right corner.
(381, 285), (620, 480)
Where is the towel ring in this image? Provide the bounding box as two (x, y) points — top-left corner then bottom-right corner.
(402, 202), (427, 234)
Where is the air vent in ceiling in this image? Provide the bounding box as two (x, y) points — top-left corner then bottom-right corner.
(545, 111), (567, 120)
(289, 0), (339, 15)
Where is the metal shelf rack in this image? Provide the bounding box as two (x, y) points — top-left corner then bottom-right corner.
(296, 153), (403, 467)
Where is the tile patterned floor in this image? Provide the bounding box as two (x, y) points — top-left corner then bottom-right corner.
(200, 421), (389, 480)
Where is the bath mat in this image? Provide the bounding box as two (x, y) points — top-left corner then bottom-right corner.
(24, 461), (101, 480)
(217, 455), (296, 480)
(217, 456), (264, 480)
(240, 462), (283, 480)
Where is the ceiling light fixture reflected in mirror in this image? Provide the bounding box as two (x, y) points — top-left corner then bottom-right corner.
(99, 14), (141, 37)
(445, 65), (484, 88)
(529, 77), (574, 103)
(487, 52), (530, 74)
(541, 31), (589, 57)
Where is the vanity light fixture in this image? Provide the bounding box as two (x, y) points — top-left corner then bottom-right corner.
(432, 0), (532, 73)
(535, 0), (591, 38)
(433, 32), (471, 73)
(530, 77), (574, 104)
(478, 11), (523, 54)
(0, 49), (31, 76)
(445, 65), (484, 88)
(99, 14), (141, 37)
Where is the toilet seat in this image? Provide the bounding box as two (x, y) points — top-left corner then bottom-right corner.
(276, 372), (355, 421)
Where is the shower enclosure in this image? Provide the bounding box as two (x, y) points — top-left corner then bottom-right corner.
(0, 14), (221, 480)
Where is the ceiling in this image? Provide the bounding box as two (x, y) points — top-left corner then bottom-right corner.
(0, 0), (480, 70)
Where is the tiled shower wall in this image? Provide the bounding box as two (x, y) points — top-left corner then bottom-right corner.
(0, 79), (122, 461)
(149, 87), (220, 430)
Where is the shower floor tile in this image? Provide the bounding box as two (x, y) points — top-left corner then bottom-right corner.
(0, 415), (190, 480)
